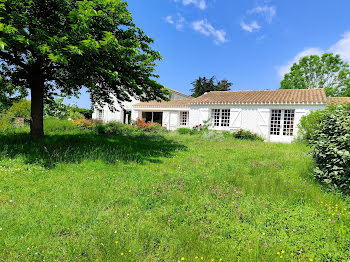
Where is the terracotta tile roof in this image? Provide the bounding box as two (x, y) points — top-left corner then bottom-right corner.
(165, 87), (192, 98)
(190, 88), (327, 104)
(327, 97), (350, 104)
(134, 99), (193, 108)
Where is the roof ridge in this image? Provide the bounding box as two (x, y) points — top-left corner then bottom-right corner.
(209, 88), (325, 93)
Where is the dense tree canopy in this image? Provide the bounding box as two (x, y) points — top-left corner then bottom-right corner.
(280, 53), (350, 97)
(190, 76), (233, 97)
(0, 0), (167, 136)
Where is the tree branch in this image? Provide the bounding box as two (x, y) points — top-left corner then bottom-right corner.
(0, 50), (28, 70)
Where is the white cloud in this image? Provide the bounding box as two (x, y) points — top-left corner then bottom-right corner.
(165, 15), (174, 25)
(192, 19), (227, 44)
(240, 21), (261, 33)
(174, 0), (206, 10)
(165, 14), (185, 30)
(248, 5), (276, 24)
(277, 48), (323, 79)
(277, 30), (350, 79)
(329, 31), (350, 62)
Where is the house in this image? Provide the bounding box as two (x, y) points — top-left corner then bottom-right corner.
(92, 88), (191, 124)
(93, 88), (337, 143)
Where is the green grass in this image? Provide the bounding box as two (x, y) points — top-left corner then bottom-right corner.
(0, 126), (349, 261)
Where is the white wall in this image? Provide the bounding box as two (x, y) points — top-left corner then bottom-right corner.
(92, 96), (139, 123)
(189, 104), (326, 142)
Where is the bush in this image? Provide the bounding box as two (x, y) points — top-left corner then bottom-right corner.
(135, 118), (166, 134)
(202, 131), (224, 141)
(0, 114), (12, 131)
(72, 119), (97, 130)
(311, 104), (350, 192)
(233, 129), (264, 141)
(7, 100), (31, 119)
(97, 122), (137, 136)
(299, 109), (328, 142)
(68, 111), (85, 120)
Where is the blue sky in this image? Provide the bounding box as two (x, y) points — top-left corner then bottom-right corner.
(71, 0), (350, 108)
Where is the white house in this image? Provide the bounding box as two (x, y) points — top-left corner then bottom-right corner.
(93, 88), (331, 143)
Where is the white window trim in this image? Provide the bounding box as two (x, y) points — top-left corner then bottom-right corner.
(270, 109), (295, 137)
(180, 111), (189, 126)
(211, 109), (230, 128)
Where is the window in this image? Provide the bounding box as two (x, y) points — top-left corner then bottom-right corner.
(212, 109), (221, 126)
(270, 110), (282, 135)
(211, 109), (231, 127)
(180, 111), (189, 126)
(283, 110), (295, 136)
(221, 109), (230, 127)
(97, 109), (104, 120)
(270, 109), (295, 136)
(141, 112), (163, 125)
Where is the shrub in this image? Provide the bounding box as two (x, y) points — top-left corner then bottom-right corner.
(68, 111), (85, 120)
(97, 122), (137, 136)
(0, 114), (12, 131)
(7, 100), (31, 119)
(135, 118), (165, 133)
(202, 131), (224, 141)
(311, 104), (350, 192)
(299, 108), (328, 142)
(233, 129), (264, 141)
(72, 119), (97, 130)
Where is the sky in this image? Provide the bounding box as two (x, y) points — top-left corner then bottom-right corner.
(70, 0), (350, 109)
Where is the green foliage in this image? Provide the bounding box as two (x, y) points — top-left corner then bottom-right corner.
(233, 129), (264, 141)
(298, 109), (327, 142)
(0, 113), (11, 130)
(68, 110), (85, 120)
(191, 76), (233, 97)
(177, 128), (193, 135)
(44, 98), (71, 120)
(0, 76), (27, 111)
(43, 118), (77, 133)
(280, 53), (350, 97)
(0, 0), (167, 136)
(72, 119), (98, 130)
(97, 121), (166, 136)
(70, 107), (92, 119)
(7, 99), (31, 118)
(311, 104), (350, 192)
(0, 127), (349, 261)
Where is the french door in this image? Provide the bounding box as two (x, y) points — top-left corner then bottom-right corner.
(270, 109), (295, 142)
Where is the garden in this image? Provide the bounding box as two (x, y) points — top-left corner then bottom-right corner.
(0, 102), (350, 261)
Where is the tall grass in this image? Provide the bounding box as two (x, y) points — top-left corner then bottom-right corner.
(0, 126), (349, 261)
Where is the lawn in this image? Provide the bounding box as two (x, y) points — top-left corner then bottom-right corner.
(0, 127), (349, 261)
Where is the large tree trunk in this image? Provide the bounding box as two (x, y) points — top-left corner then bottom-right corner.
(30, 76), (45, 137)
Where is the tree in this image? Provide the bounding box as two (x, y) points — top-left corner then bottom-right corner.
(280, 53), (350, 97)
(0, 0), (167, 137)
(0, 77), (27, 111)
(190, 76), (232, 97)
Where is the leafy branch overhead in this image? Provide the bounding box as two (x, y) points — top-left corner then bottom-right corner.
(280, 53), (350, 97)
(0, 0), (167, 136)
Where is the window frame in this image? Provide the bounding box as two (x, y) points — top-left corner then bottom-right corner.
(270, 109), (295, 137)
(180, 111), (189, 126)
(211, 109), (231, 127)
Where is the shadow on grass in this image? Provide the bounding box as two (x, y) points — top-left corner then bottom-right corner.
(0, 132), (187, 168)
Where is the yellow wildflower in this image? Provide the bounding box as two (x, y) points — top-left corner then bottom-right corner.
(121, 253), (124, 256)
(280, 256), (283, 259)
(281, 251), (285, 254)
(181, 257), (185, 261)
(115, 241), (119, 244)
(277, 252), (280, 255)
(195, 256), (198, 259)
(128, 250), (131, 253)
(309, 259), (313, 262)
